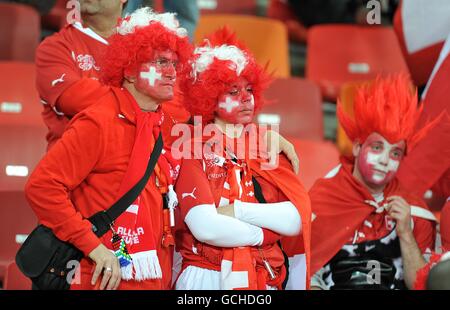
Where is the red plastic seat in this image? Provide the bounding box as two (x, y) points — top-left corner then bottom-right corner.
(288, 138), (340, 190)
(198, 0), (257, 15)
(0, 3), (40, 62)
(306, 25), (409, 101)
(0, 62), (47, 192)
(258, 78), (323, 140)
(0, 62), (42, 126)
(0, 124), (47, 192)
(3, 262), (32, 290)
(0, 191), (37, 283)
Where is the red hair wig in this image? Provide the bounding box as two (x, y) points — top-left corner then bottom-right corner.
(100, 13), (192, 87)
(180, 27), (271, 124)
(337, 74), (433, 153)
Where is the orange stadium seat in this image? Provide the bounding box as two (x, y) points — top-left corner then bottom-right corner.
(288, 138), (340, 190)
(197, 0), (257, 15)
(0, 62), (47, 192)
(306, 25), (409, 101)
(3, 262), (32, 290)
(258, 78), (323, 140)
(336, 81), (371, 157)
(195, 14), (290, 78)
(0, 3), (40, 62)
(0, 191), (37, 284)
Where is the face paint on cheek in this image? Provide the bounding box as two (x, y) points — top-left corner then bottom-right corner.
(218, 97), (240, 113)
(359, 151), (399, 185)
(139, 65), (162, 87)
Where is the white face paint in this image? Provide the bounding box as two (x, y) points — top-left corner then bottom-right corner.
(356, 132), (406, 186)
(250, 95), (255, 107)
(366, 151), (400, 182)
(140, 65), (162, 87)
(218, 97), (240, 113)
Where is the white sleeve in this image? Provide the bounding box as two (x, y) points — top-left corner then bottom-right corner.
(233, 200), (301, 236)
(185, 203), (264, 247)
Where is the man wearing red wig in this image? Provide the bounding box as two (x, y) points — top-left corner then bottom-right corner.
(25, 8), (192, 290)
(310, 75), (437, 290)
(173, 29), (311, 290)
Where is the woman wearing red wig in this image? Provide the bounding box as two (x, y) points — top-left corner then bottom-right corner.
(173, 29), (311, 290)
(26, 8), (192, 290)
(309, 75), (438, 290)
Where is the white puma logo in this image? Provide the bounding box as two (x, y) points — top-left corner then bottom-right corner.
(51, 73), (66, 87)
(182, 188), (197, 200)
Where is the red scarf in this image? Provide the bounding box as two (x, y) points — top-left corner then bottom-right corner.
(310, 157), (434, 275)
(103, 88), (179, 281)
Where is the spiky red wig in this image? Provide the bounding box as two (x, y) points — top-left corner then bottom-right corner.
(337, 74), (433, 154)
(100, 9), (192, 87)
(180, 27), (271, 124)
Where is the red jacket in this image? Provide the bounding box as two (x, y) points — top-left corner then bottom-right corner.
(25, 87), (173, 289)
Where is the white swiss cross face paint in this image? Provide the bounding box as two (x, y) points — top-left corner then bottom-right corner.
(216, 77), (255, 125)
(356, 132), (406, 186)
(135, 50), (177, 102)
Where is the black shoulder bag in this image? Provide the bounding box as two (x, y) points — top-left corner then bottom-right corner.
(15, 133), (163, 290)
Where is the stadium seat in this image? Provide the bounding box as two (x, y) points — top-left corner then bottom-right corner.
(0, 62), (47, 191)
(0, 62), (42, 126)
(0, 191), (37, 283)
(3, 262), (31, 290)
(258, 78), (323, 140)
(0, 3), (40, 62)
(288, 138), (340, 190)
(195, 14), (290, 78)
(306, 25), (409, 101)
(197, 0), (257, 15)
(336, 81), (371, 157)
(0, 124), (47, 192)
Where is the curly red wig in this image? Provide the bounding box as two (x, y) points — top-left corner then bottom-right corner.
(337, 74), (434, 154)
(100, 12), (192, 87)
(180, 27), (271, 124)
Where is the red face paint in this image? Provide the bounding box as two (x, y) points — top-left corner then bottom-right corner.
(135, 50), (178, 102)
(356, 133), (406, 186)
(216, 77), (255, 125)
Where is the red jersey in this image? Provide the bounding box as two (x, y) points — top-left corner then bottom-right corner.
(36, 22), (111, 149)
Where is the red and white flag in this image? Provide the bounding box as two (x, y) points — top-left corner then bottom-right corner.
(394, 0), (450, 85)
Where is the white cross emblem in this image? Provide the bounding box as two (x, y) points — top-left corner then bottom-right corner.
(140, 66), (162, 86)
(247, 191), (254, 197)
(218, 97), (239, 113)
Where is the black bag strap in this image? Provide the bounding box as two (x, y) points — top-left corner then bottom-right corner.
(251, 175), (290, 289)
(90, 133), (163, 237)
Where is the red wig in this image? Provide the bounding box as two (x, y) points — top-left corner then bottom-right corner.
(180, 27), (271, 124)
(100, 9), (192, 87)
(337, 74), (434, 153)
